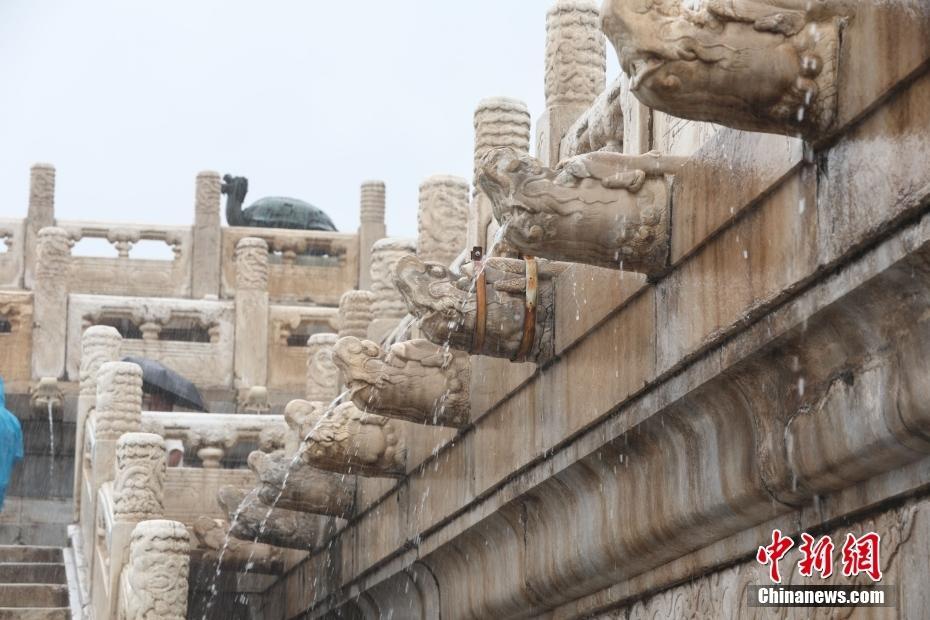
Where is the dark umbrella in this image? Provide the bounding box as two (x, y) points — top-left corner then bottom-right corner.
(122, 356), (207, 412)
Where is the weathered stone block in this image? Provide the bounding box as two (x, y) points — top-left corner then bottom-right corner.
(657, 170), (818, 375)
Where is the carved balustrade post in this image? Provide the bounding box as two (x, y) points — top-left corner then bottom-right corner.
(23, 163), (56, 288)
(73, 326), (122, 519)
(338, 290), (375, 340)
(112, 433), (166, 522)
(417, 175), (469, 266)
(258, 423), (288, 454)
(538, 0), (605, 166)
(368, 238), (416, 343)
(471, 98), (531, 255)
(305, 333), (339, 404)
(99, 433), (168, 620)
(31, 227), (70, 380)
(358, 180), (387, 290)
(82, 361), (143, 594)
(191, 170), (222, 298)
(119, 520), (190, 620)
(233, 237), (269, 407)
(295, 333), (339, 455)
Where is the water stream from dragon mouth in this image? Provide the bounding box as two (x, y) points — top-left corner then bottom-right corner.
(203, 390), (349, 617)
(47, 400), (55, 487)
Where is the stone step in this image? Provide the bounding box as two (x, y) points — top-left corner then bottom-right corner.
(0, 609), (70, 620)
(0, 564), (66, 585)
(0, 585), (68, 609)
(0, 549), (61, 565)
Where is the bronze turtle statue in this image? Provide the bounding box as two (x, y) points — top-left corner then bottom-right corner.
(222, 174), (337, 232)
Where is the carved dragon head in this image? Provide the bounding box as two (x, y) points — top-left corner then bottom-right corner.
(393, 255), (471, 338)
(303, 402), (406, 476)
(477, 147), (569, 251)
(600, 0), (848, 138)
(478, 147), (670, 273)
(284, 398), (325, 441)
(332, 336), (386, 404)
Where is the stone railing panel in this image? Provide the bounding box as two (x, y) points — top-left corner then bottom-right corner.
(60, 220), (193, 298)
(0, 291), (33, 389)
(142, 411), (286, 466)
(162, 468), (255, 525)
(140, 411), (282, 524)
(221, 227), (359, 305)
(67, 294), (235, 389)
(268, 305), (338, 392)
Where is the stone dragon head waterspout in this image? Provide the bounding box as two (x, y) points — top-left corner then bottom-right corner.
(478, 147), (684, 276)
(284, 399), (407, 478)
(333, 336), (471, 427)
(393, 254), (567, 364)
(600, 0), (855, 139)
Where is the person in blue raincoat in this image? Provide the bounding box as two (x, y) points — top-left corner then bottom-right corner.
(0, 376), (24, 511)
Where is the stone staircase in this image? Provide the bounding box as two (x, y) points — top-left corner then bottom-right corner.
(0, 546), (70, 619)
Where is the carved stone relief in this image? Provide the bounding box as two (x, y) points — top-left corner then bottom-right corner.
(257, 423), (288, 453)
(369, 238), (417, 342)
(241, 385), (271, 415)
(79, 326), (123, 398)
(560, 77), (625, 158)
(32, 227), (70, 380)
(472, 98), (532, 256)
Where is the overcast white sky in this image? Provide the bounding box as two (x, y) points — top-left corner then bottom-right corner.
(0, 0), (619, 252)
